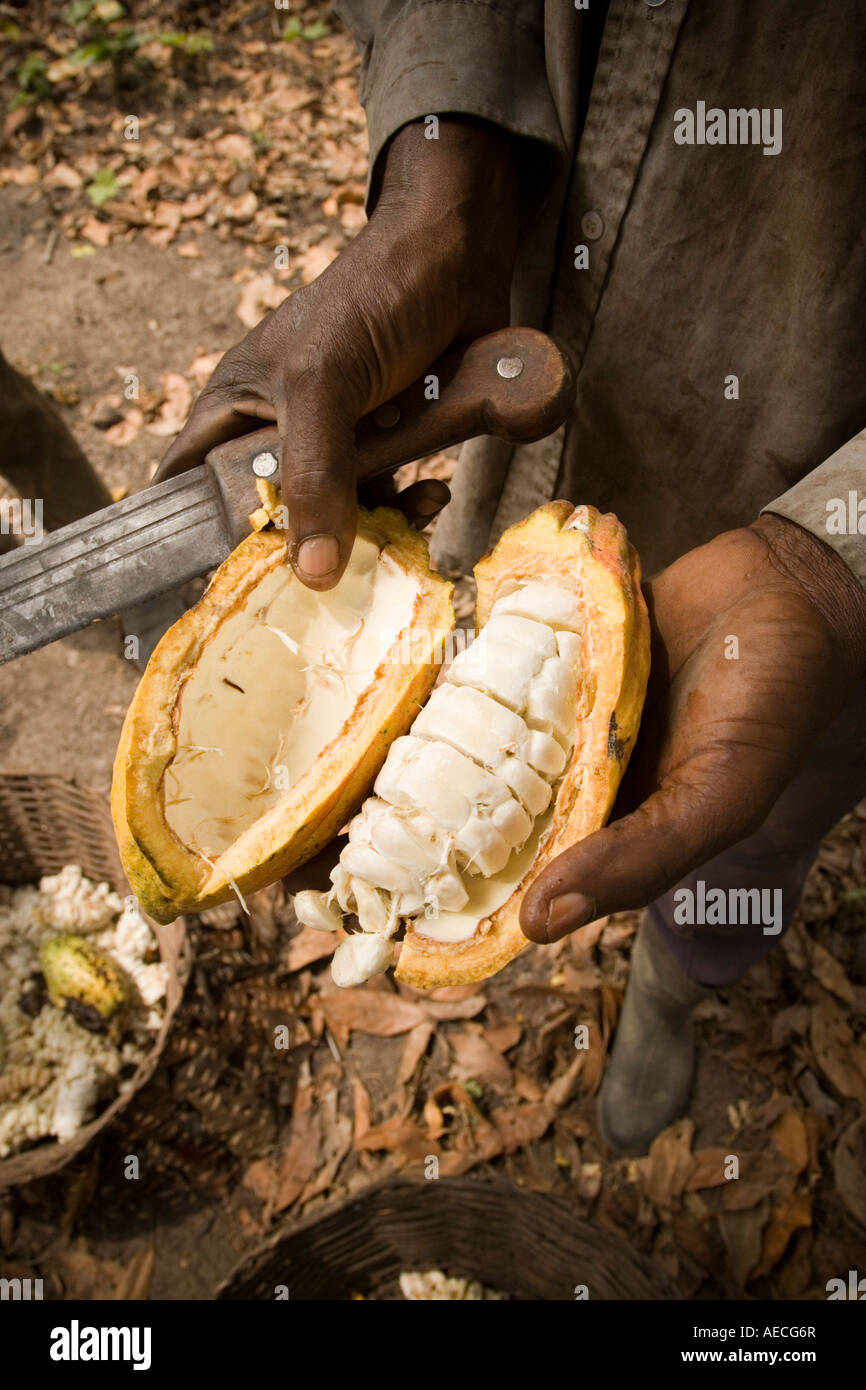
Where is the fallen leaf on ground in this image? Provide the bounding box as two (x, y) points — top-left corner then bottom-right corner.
(285, 926), (337, 971)
(115, 1246), (155, 1300)
(352, 1078), (371, 1145)
(355, 1115), (432, 1160)
(751, 1192), (812, 1280)
(811, 942), (854, 1003)
(809, 995), (866, 1104)
(318, 988), (426, 1046)
(685, 1147), (732, 1191)
(146, 372), (193, 437)
(105, 408), (143, 445)
(634, 1119), (695, 1207)
(772, 1109), (810, 1175)
(419, 994), (487, 1022)
(237, 272), (291, 328)
(272, 1082), (322, 1214)
(189, 351), (224, 388)
(398, 1020), (434, 1084)
(448, 1031), (512, 1091)
(490, 1101), (554, 1153)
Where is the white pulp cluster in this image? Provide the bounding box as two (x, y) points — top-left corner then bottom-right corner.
(0, 866), (167, 1158)
(293, 581), (584, 986)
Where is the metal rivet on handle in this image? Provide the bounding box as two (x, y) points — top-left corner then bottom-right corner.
(496, 356), (524, 379)
(252, 451), (279, 478)
(373, 403), (401, 428)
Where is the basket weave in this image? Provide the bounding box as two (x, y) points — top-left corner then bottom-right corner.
(218, 1176), (679, 1301)
(0, 773), (189, 1188)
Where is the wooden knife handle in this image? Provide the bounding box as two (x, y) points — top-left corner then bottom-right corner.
(206, 327), (573, 544)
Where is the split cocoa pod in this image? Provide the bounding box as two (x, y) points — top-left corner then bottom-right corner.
(112, 501), (650, 988)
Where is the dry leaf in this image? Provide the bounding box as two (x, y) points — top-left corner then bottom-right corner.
(146, 372), (193, 437)
(355, 1115), (431, 1160)
(115, 1246), (155, 1301)
(833, 1116), (866, 1228)
(318, 988), (426, 1047)
(751, 1192), (812, 1280)
(686, 1147), (732, 1191)
(272, 1082), (322, 1213)
(635, 1119), (695, 1206)
(811, 942), (854, 1003)
(772, 1110), (809, 1175)
(482, 1019), (522, 1053)
(420, 994), (487, 1021)
(105, 408), (143, 445)
(296, 243), (338, 284)
(447, 1031), (511, 1091)
(44, 163), (84, 191)
(352, 1078), (371, 1145)
(285, 926), (337, 972)
(189, 351), (224, 389)
(490, 1101), (554, 1153)
(398, 1020), (434, 1084)
(81, 216), (110, 247)
(237, 272), (291, 328)
(810, 995), (866, 1104)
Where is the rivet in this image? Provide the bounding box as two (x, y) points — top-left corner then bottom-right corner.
(496, 356), (525, 379)
(252, 451), (278, 478)
(373, 403), (401, 428)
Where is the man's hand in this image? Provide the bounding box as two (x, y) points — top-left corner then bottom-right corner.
(520, 514), (866, 942)
(154, 118), (518, 589)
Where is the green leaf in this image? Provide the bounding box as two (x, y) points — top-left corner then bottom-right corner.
(86, 168), (120, 205)
(282, 17), (302, 40)
(301, 21), (330, 39)
(71, 244), (96, 257)
(464, 1079), (485, 1101)
(158, 30), (213, 54)
(61, 0), (96, 24)
(14, 53), (52, 103)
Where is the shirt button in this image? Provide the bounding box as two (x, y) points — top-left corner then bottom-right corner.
(581, 210), (604, 240)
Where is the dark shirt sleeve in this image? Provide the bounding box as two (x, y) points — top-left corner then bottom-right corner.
(333, 1), (566, 207)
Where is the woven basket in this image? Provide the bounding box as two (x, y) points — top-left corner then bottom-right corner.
(0, 773), (189, 1188)
(218, 1176), (679, 1301)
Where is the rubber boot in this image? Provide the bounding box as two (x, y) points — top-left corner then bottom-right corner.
(597, 914), (713, 1156)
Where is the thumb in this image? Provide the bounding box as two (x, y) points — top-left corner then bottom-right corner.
(519, 775), (765, 944)
(280, 377), (358, 591)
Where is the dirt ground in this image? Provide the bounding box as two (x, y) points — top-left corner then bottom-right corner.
(1, 2), (865, 1302)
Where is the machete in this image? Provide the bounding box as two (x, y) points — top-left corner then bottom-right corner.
(0, 328), (573, 666)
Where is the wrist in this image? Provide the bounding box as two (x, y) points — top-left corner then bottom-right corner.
(373, 115), (519, 241)
(751, 512), (866, 683)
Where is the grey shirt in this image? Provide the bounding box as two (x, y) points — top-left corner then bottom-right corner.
(335, 0), (866, 585)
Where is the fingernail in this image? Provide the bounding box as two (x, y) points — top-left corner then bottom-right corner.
(546, 892), (595, 935)
(296, 534), (340, 578)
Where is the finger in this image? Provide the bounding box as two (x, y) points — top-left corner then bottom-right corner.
(519, 767), (771, 944)
(154, 396), (276, 482)
(279, 379), (358, 591)
(359, 476), (451, 529)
